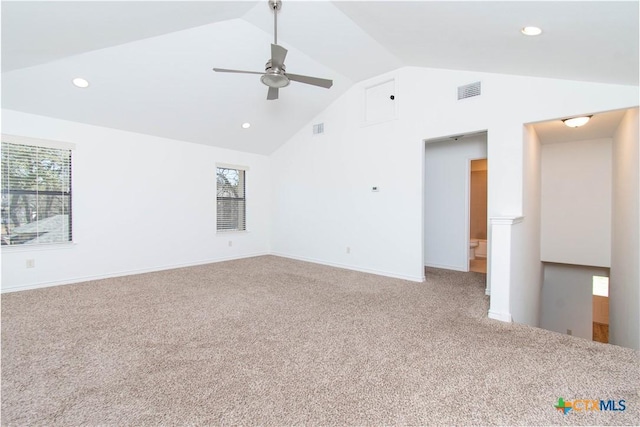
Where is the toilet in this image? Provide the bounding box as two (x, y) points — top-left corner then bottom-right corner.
(469, 239), (487, 259)
(469, 240), (479, 259)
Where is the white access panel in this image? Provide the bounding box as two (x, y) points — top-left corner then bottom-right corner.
(364, 78), (396, 125)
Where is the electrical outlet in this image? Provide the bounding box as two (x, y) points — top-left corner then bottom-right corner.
(567, 329), (572, 336)
(346, 247), (351, 254)
(26, 259), (35, 268)
(228, 241), (233, 247)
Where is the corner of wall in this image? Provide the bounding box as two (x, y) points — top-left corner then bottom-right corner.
(610, 107), (640, 349)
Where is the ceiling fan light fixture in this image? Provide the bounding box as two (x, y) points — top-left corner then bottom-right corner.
(562, 115), (592, 128)
(261, 72), (290, 88)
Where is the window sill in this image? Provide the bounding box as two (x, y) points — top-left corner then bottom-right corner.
(1, 242), (77, 253)
(216, 230), (250, 235)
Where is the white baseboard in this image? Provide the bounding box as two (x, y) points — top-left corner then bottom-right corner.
(272, 252), (425, 283)
(488, 310), (512, 322)
(1, 252), (270, 293)
(4, 251), (430, 293)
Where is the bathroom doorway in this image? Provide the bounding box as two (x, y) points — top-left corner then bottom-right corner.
(592, 275), (609, 343)
(424, 131), (487, 273)
(469, 158), (488, 273)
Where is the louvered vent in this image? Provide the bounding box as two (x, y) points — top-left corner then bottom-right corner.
(312, 123), (324, 135)
(457, 81), (481, 100)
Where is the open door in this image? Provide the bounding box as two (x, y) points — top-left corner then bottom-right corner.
(592, 275), (609, 343)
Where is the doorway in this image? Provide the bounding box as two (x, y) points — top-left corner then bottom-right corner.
(592, 275), (609, 343)
(423, 132), (487, 272)
(469, 159), (488, 273)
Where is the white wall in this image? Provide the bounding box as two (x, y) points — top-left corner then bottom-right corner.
(540, 263), (609, 341)
(271, 65), (638, 320)
(424, 134), (487, 271)
(541, 138), (612, 267)
(610, 108), (639, 349)
(1, 110), (271, 292)
(509, 125), (542, 326)
(270, 72), (423, 281)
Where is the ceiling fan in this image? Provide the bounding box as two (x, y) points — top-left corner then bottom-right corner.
(213, 0), (333, 100)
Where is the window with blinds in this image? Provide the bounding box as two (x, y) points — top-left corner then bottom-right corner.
(216, 167), (246, 231)
(1, 140), (73, 245)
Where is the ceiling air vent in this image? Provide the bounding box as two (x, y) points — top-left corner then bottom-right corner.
(457, 81), (481, 100)
(312, 123), (324, 135)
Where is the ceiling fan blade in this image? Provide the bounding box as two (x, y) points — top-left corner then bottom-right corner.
(267, 87), (279, 100)
(213, 68), (264, 75)
(271, 44), (288, 69)
(287, 73), (333, 89)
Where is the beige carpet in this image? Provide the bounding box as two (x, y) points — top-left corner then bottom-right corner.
(2, 255), (638, 425)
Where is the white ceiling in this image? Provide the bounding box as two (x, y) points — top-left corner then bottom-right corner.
(335, 1), (639, 86)
(2, 1), (638, 154)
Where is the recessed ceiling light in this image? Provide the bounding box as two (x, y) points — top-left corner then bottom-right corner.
(241, 122), (251, 129)
(521, 26), (542, 36)
(562, 116), (592, 128)
(72, 77), (90, 88)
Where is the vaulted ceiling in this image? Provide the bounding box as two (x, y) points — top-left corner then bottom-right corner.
(2, 1), (638, 154)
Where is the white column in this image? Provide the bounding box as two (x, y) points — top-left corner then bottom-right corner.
(487, 216), (523, 322)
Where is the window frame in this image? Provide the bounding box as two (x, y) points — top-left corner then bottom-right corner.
(1, 134), (75, 248)
(216, 164), (248, 233)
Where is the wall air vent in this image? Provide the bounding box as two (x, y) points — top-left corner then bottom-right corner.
(457, 81), (481, 100)
(312, 123), (324, 135)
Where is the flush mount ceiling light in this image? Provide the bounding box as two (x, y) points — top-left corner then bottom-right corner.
(521, 26), (542, 36)
(72, 77), (89, 88)
(562, 115), (593, 128)
(241, 122), (251, 129)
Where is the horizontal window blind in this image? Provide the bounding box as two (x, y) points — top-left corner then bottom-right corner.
(216, 167), (246, 231)
(1, 141), (72, 245)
